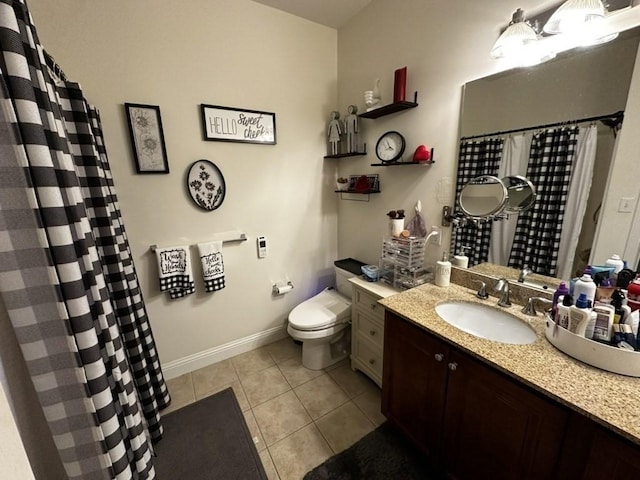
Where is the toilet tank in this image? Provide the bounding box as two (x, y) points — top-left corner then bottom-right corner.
(334, 258), (366, 299)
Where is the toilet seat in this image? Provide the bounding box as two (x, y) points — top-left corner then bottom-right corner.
(288, 288), (351, 331)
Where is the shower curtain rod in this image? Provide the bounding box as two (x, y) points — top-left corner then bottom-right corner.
(461, 110), (624, 141)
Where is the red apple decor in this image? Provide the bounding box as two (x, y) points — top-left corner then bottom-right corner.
(413, 145), (431, 163)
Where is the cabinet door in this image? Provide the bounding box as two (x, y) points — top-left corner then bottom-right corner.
(443, 349), (567, 480)
(382, 312), (449, 458)
(581, 427), (640, 479)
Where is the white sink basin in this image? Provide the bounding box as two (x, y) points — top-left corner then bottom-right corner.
(435, 301), (537, 345)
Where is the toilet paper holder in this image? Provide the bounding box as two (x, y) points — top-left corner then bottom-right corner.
(272, 281), (294, 295)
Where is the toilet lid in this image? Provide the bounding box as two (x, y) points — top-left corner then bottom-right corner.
(289, 289), (351, 330)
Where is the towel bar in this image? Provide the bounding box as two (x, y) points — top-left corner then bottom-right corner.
(150, 232), (247, 251)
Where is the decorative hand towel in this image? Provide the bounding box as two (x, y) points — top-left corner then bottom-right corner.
(198, 240), (226, 292)
(155, 245), (195, 299)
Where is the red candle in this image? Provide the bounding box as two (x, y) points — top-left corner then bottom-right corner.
(394, 67), (407, 103)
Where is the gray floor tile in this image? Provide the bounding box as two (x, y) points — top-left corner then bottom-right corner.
(327, 364), (374, 398)
(265, 337), (302, 364)
(315, 401), (374, 453)
(294, 374), (349, 420)
(192, 359), (239, 398)
(269, 423), (332, 480)
(277, 356), (324, 388)
(241, 365), (291, 407)
(253, 390), (312, 446)
(231, 346), (275, 377)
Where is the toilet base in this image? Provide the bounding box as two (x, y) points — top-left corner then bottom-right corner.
(299, 326), (351, 370)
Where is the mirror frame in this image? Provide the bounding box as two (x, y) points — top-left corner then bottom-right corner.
(458, 175), (508, 218)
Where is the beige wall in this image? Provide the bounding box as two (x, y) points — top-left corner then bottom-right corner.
(27, 0), (339, 370)
(334, 0), (559, 267)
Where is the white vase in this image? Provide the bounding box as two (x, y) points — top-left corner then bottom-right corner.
(390, 218), (404, 237)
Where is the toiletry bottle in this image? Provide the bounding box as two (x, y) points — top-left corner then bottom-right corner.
(568, 293), (592, 336)
(453, 246), (469, 269)
(556, 294), (572, 329)
(592, 303), (615, 342)
(435, 252), (451, 287)
(573, 272), (596, 308)
(552, 282), (569, 319)
(605, 254), (625, 274)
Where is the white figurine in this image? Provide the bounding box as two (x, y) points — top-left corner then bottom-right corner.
(344, 105), (359, 153)
(364, 78), (381, 111)
(328, 111), (342, 155)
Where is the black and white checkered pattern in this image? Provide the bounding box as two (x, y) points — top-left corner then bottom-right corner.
(205, 276), (226, 292)
(450, 138), (503, 266)
(0, 1), (166, 478)
(508, 127), (577, 276)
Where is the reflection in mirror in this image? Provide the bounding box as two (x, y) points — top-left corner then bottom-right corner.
(454, 27), (640, 280)
(459, 175), (507, 218)
(503, 175), (536, 213)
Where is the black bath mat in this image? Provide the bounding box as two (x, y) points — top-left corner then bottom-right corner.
(304, 422), (444, 480)
(154, 387), (266, 479)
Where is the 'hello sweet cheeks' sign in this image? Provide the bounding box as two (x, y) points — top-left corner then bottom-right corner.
(201, 104), (276, 145)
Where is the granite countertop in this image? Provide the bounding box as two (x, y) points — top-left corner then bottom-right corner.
(378, 281), (640, 446)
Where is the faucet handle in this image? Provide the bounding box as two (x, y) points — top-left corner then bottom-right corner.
(473, 280), (489, 299)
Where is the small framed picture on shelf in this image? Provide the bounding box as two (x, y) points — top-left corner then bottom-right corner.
(125, 103), (170, 174)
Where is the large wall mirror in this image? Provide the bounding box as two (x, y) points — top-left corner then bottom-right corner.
(454, 26), (640, 280)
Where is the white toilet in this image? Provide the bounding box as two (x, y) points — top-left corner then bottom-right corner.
(287, 262), (362, 370)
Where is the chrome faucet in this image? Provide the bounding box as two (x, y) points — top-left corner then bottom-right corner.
(522, 297), (553, 316)
(494, 278), (511, 307)
(518, 268), (532, 283)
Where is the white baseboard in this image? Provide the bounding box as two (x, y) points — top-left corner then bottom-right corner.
(162, 325), (289, 380)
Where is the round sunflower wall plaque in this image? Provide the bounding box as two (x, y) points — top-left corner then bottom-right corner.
(187, 160), (226, 211)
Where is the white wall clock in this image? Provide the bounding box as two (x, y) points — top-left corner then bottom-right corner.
(187, 160), (226, 211)
(375, 131), (406, 163)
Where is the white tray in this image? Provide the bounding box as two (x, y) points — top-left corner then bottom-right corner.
(545, 315), (640, 377)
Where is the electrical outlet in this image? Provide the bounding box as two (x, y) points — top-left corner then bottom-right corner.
(618, 197), (635, 213)
(429, 226), (442, 245)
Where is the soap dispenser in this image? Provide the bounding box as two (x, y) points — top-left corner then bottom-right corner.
(435, 252), (452, 287)
(453, 246), (470, 269)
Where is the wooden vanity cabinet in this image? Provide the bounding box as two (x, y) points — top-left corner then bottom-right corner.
(383, 311), (568, 480)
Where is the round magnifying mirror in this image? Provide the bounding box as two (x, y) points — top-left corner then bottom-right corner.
(459, 175), (507, 218)
(502, 175), (536, 213)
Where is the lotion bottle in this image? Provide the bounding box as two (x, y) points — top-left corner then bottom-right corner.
(592, 303), (615, 342)
(605, 254), (625, 274)
(435, 251), (451, 287)
(568, 293), (592, 336)
(556, 294), (572, 329)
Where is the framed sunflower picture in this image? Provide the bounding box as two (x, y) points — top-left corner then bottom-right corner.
(125, 103), (170, 173)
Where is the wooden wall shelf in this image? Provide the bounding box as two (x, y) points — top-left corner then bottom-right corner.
(359, 92), (418, 119)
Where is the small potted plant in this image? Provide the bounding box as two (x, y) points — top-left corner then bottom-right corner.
(336, 177), (350, 191)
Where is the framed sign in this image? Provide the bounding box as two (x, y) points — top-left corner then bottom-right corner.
(187, 160), (226, 211)
(125, 103), (169, 173)
(201, 104), (276, 145)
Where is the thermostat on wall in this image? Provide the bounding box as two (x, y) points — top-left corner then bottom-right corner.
(257, 236), (267, 258)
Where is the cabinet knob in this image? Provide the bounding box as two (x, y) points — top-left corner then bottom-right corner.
(369, 359), (375, 365)
(369, 330), (376, 336)
(434, 353), (444, 362)
(448, 362), (458, 371)
(370, 303), (377, 310)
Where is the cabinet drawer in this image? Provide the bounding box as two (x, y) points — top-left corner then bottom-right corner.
(353, 287), (384, 322)
(353, 309), (384, 349)
(354, 335), (383, 379)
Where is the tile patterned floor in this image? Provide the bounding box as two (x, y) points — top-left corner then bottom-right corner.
(163, 338), (386, 480)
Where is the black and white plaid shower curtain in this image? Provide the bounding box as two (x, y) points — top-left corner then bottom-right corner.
(450, 138), (503, 266)
(0, 1), (168, 478)
(508, 127), (577, 276)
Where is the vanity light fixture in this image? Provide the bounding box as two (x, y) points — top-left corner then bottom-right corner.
(490, 9), (556, 67)
(543, 0), (619, 45)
